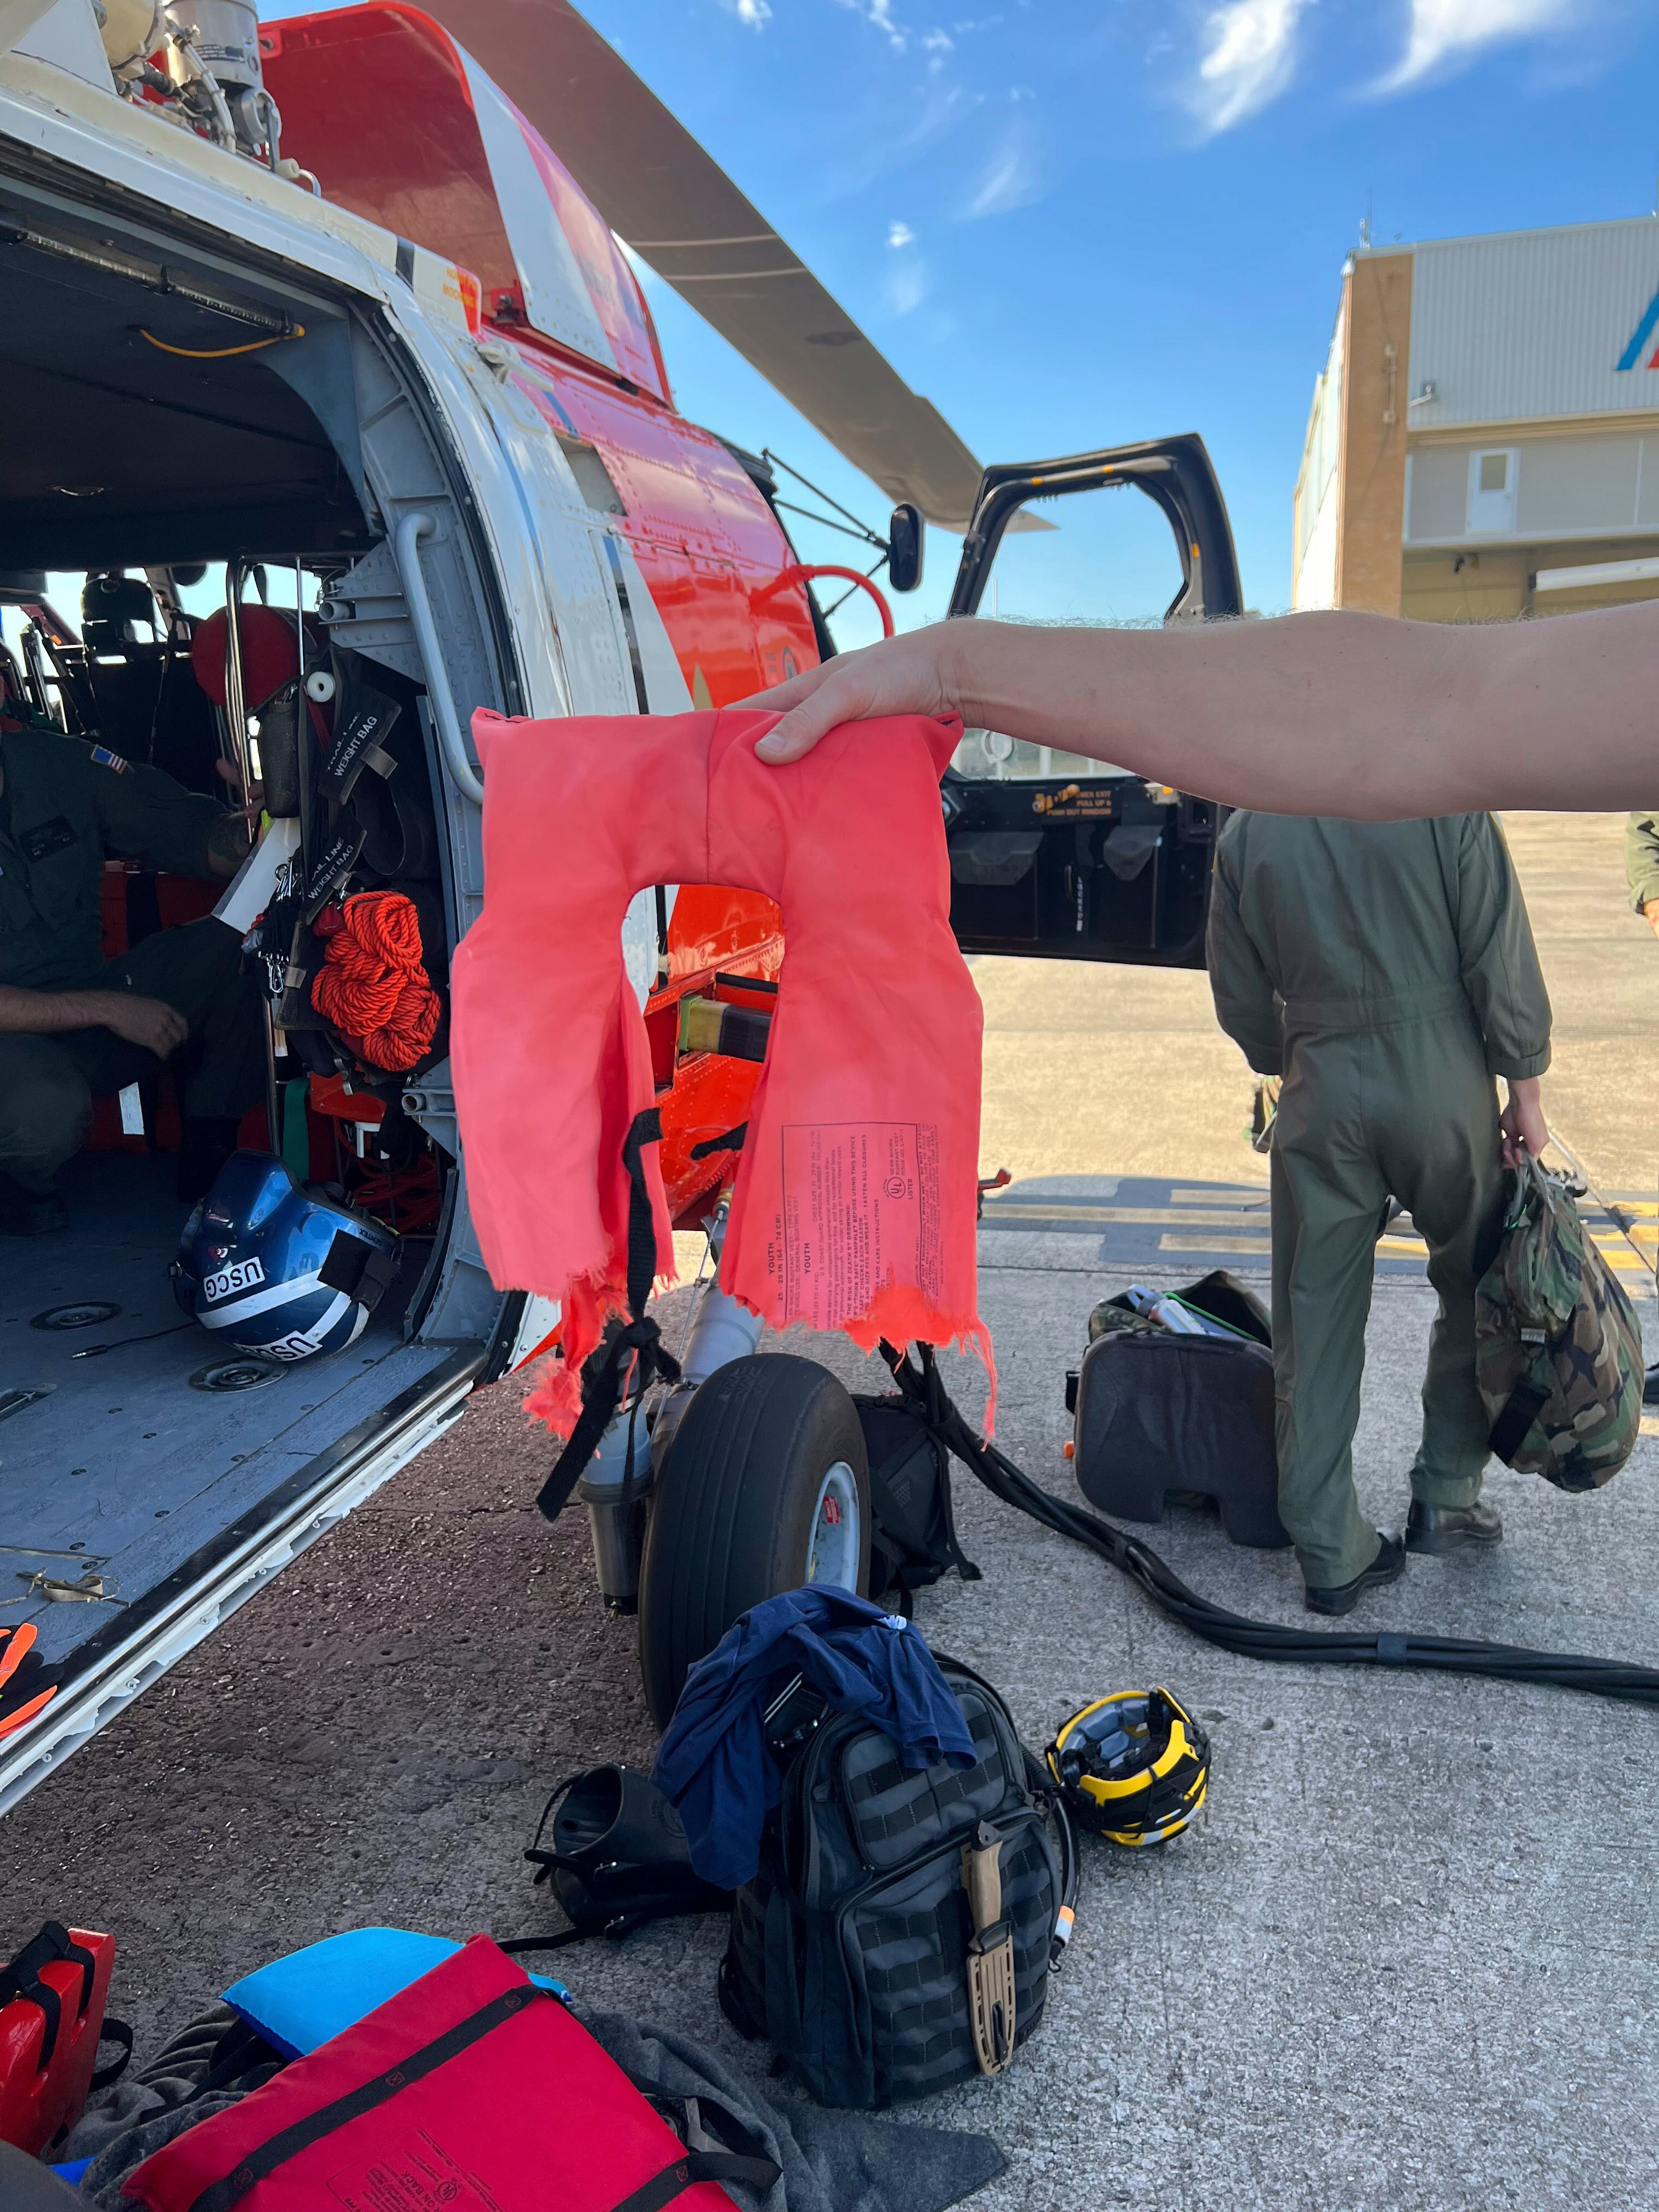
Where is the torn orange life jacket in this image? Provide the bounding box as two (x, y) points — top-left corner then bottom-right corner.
(450, 707), (993, 1442)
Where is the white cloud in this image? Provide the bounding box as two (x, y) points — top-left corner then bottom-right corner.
(1380, 0), (1573, 87)
(888, 219), (917, 246)
(837, 0), (909, 50)
(1186, 0), (1312, 134)
(964, 125), (1043, 217)
(719, 0), (772, 24)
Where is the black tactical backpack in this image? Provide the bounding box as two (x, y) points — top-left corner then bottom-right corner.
(717, 1657), (1071, 2109)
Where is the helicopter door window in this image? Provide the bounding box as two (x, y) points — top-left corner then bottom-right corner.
(947, 478), (1185, 783)
(940, 436), (1243, 967)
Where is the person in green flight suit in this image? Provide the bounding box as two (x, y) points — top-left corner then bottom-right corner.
(1623, 812), (1659, 931)
(0, 723), (264, 1234)
(1206, 811), (1553, 1615)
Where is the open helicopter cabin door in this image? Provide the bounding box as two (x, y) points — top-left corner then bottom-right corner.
(943, 433), (1242, 968)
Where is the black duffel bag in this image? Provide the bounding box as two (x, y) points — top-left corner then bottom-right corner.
(1072, 1275), (1290, 1548)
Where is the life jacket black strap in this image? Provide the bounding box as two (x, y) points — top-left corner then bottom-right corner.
(688, 1121), (747, 1161)
(185, 1984), (551, 2212)
(537, 1110), (681, 1523)
(607, 2150), (783, 2212)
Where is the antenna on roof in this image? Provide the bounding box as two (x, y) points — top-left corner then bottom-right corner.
(1359, 189), (1372, 250)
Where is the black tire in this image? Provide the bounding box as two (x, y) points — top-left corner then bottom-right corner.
(638, 1354), (871, 1728)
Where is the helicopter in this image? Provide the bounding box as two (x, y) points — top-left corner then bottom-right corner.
(0, 0), (1242, 1805)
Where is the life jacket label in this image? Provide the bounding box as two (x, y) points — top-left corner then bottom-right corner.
(780, 1121), (941, 1329)
(326, 2126), (499, 2212)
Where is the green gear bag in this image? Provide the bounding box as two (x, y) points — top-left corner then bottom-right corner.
(1474, 1155), (1644, 1492)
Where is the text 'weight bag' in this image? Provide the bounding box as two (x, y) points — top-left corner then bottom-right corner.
(719, 1658), (1071, 2109)
(1475, 1154), (1643, 1491)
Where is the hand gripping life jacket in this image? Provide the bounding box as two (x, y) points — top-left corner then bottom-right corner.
(450, 707), (994, 1452)
(122, 1935), (779, 2212)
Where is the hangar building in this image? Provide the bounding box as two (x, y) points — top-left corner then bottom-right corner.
(1293, 215), (1659, 620)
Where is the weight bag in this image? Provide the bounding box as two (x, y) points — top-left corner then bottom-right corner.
(1072, 1329), (1291, 1549)
(123, 1936), (776, 2212)
(524, 1765), (731, 1942)
(1475, 1154), (1644, 1491)
(853, 1387), (981, 1606)
(0, 1924), (128, 2156)
(719, 1658), (1066, 2109)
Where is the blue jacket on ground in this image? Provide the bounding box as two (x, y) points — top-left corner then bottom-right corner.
(652, 1587), (977, 1888)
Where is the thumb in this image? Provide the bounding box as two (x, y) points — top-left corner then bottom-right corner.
(754, 692), (847, 765)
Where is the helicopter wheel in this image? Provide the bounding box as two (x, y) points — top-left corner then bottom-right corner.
(637, 1353), (870, 1729)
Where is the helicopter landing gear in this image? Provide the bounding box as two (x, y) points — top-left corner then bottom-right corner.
(637, 1352), (870, 1729)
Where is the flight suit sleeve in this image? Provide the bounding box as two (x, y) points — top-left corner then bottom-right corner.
(1205, 838), (1283, 1076)
(1624, 812), (1659, 913)
(1446, 814), (1552, 1081)
(84, 746), (222, 879)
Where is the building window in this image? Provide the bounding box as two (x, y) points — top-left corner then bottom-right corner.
(1467, 448), (1518, 535)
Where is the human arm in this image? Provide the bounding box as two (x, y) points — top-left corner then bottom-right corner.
(744, 602), (1659, 817)
(89, 747), (252, 881)
(0, 983), (187, 1054)
(1204, 834), (1283, 1076)
(1441, 814), (1551, 1082)
(1624, 812), (1659, 928)
(1499, 1076), (1548, 1167)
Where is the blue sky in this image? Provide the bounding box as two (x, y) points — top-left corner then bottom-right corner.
(252, 0), (1659, 648)
(559, 0), (1659, 646)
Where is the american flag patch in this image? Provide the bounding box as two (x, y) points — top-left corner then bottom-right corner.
(89, 745), (128, 772)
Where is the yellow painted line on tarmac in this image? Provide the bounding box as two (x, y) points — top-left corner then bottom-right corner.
(1159, 1234), (1273, 1254)
(1169, 1189), (1270, 1207)
(984, 1205), (1278, 1229)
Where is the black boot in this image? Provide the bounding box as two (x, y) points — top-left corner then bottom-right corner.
(1406, 1498), (1503, 1554)
(176, 1116), (243, 1204)
(0, 1171), (67, 1237)
(1304, 1530), (1407, 1616)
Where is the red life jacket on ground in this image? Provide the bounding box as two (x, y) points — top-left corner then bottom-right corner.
(450, 708), (993, 1436)
(122, 1936), (774, 2212)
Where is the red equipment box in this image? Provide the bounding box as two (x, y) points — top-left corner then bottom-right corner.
(0, 1925), (119, 2155)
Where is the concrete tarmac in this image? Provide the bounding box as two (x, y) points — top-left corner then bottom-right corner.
(4, 809), (1657, 2210)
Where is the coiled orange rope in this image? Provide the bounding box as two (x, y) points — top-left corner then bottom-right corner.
(312, 891), (440, 1072)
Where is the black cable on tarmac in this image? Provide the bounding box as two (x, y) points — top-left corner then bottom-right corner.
(886, 1344), (1659, 1709)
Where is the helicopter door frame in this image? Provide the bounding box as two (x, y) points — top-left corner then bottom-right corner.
(942, 432), (1243, 972)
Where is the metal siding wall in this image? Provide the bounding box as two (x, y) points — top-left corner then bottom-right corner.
(1407, 219), (1659, 429)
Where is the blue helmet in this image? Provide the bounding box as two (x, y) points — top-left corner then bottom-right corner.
(172, 1151), (398, 1363)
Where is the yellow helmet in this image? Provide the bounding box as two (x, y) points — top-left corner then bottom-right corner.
(1045, 1688), (1209, 1847)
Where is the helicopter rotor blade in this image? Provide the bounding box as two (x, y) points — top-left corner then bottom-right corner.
(419, 0), (989, 534)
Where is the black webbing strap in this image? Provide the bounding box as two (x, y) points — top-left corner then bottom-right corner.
(1488, 1375), (1551, 1466)
(89, 2017), (133, 2091)
(536, 1110), (681, 1523)
(609, 2150), (783, 2212)
(0, 1923), (97, 2069)
(688, 1121), (747, 1162)
(878, 1341), (983, 1584)
(185, 1984), (549, 2212)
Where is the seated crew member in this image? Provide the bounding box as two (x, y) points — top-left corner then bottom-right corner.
(0, 724), (263, 1234)
(1205, 810), (1552, 1615)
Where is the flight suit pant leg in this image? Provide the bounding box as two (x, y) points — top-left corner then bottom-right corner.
(1381, 1036), (1506, 1508)
(0, 1034), (98, 1193)
(112, 915), (267, 1123)
(1270, 1073), (1390, 1589)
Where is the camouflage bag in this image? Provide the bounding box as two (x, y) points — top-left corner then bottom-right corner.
(1474, 1155), (1644, 1492)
